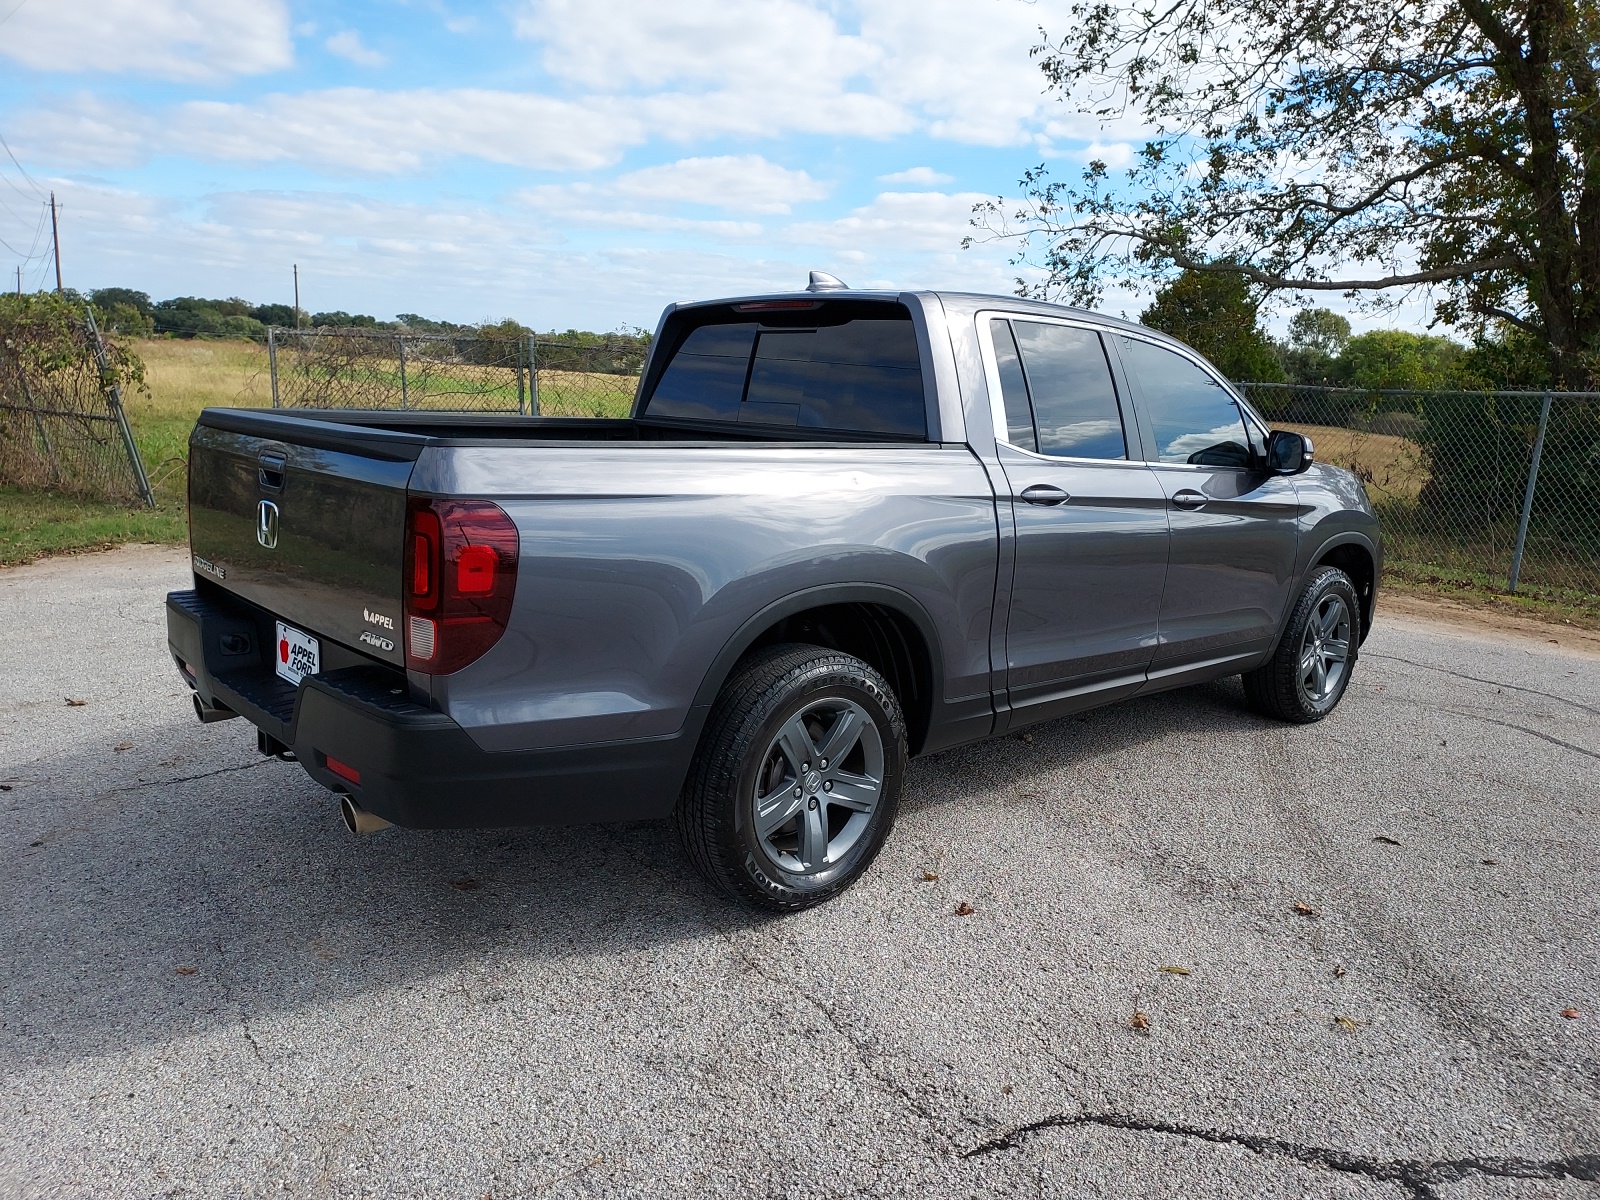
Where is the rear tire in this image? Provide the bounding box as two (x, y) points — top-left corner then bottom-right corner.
(675, 643), (907, 912)
(1242, 566), (1360, 723)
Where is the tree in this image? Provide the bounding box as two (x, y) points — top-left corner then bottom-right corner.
(969, 1), (1600, 387)
(1333, 330), (1465, 390)
(1139, 270), (1284, 380)
(1276, 308), (1352, 383)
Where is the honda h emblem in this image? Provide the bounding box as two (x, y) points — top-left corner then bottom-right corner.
(257, 499), (279, 549)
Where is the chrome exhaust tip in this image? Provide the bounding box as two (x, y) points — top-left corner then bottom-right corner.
(193, 693), (237, 724)
(340, 794), (392, 835)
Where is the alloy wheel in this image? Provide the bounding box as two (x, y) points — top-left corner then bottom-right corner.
(751, 697), (884, 875)
(1298, 593), (1352, 705)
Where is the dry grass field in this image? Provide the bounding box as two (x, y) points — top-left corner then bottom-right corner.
(1280, 423), (1428, 501)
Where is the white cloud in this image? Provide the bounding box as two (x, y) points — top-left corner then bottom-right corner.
(613, 156), (829, 214)
(1078, 141), (1136, 169)
(11, 91), (647, 174)
(517, 0), (879, 92)
(326, 31), (387, 68)
(513, 0), (1116, 148)
(0, 0), (292, 81)
(786, 190), (994, 253)
(878, 167), (953, 186)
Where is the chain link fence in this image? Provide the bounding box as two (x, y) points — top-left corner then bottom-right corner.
(267, 328), (644, 418)
(0, 305), (154, 506)
(1237, 383), (1600, 606)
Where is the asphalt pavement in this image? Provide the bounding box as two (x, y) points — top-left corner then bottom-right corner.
(1, 545), (1596, 1199)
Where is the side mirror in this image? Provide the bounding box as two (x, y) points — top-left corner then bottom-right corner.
(1266, 429), (1314, 475)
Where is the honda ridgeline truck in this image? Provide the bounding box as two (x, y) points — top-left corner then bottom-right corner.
(167, 277), (1380, 910)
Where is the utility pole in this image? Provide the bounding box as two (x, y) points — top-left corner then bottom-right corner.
(15, 265), (20, 296)
(293, 263), (301, 328)
(49, 192), (62, 294)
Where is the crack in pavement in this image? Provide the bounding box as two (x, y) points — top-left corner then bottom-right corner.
(1367, 652), (1600, 717)
(115, 758), (277, 792)
(961, 1109), (1600, 1199)
(1444, 710), (1600, 762)
(722, 934), (956, 1139)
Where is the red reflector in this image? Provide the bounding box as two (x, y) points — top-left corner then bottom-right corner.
(456, 544), (497, 595)
(325, 755), (361, 786)
(411, 533), (432, 595)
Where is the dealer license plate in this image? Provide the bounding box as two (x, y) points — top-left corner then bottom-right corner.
(275, 621), (320, 686)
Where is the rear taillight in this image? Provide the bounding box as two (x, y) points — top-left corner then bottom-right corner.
(403, 498), (519, 674)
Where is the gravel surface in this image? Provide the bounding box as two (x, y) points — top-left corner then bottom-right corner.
(1, 545), (1596, 1199)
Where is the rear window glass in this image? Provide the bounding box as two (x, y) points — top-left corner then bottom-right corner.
(644, 309), (926, 438)
(644, 323), (757, 422)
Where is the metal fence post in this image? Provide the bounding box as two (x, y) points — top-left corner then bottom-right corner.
(268, 328), (280, 407)
(516, 338), (527, 416)
(1507, 391), (1553, 593)
(527, 334), (539, 416)
(397, 335), (409, 410)
(84, 305), (156, 508)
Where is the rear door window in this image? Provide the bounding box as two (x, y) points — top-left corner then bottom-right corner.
(992, 319), (1127, 460)
(644, 311), (926, 438)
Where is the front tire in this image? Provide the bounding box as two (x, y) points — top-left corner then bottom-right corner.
(675, 644), (907, 911)
(1242, 566), (1361, 723)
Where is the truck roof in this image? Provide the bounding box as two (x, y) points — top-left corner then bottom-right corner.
(669, 287), (1178, 347)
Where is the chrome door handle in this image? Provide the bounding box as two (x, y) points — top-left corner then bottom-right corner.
(1171, 489), (1208, 509)
(1019, 484), (1070, 506)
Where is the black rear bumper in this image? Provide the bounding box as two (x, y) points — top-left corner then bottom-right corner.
(166, 586), (691, 828)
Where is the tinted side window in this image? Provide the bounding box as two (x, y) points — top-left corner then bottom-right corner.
(991, 320), (1037, 450)
(1120, 338), (1251, 467)
(646, 323), (757, 422)
(1012, 321), (1126, 460)
(744, 320), (925, 436)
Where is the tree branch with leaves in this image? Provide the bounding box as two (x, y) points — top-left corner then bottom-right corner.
(967, 0), (1600, 386)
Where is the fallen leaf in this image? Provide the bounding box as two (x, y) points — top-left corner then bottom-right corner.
(954, 901), (975, 916)
(1292, 901), (1317, 917)
(1158, 965), (1191, 976)
(113, 742), (133, 752)
(1481, 858), (1498, 866)
(29, 840), (43, 847)
(1017, 733), (1034, 744)
(64, 698), (87, 707)
(449, 878), (481, 892)
(174, 966), (198, 976)
(1561, 1007), (1582, 1019)
(1001, 1085), (1013, 1095)
(1333, 964), (1347, 978)
(1333, 1015), (1360, 1031)
(1372, 835), (1403, 846)
(1129, 1011), (1150, 1031)
(920, 869), (940, 882)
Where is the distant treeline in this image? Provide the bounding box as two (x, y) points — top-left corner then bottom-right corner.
(73, 287), (650, 351)
(1141, 269), (1561, 392)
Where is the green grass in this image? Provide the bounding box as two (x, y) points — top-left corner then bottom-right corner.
(0, 487), (185, 565)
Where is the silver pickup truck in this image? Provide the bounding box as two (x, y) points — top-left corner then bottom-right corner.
(167, 280), (1380, 909)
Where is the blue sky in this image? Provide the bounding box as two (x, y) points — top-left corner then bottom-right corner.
(0, 0), (1144, 331)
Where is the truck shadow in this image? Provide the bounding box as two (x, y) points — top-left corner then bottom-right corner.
(1, 677), (1272, 1070)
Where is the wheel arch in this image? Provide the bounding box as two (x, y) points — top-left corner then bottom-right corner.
(690, 584), (943, 756)
(1308, 534), (1379, 644)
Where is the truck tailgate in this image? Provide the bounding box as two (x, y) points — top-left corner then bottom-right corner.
(187, 412), (420, 667)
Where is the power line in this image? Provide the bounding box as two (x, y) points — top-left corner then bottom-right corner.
(0, 199), (46, 259)
(0, 130), (45, 200)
